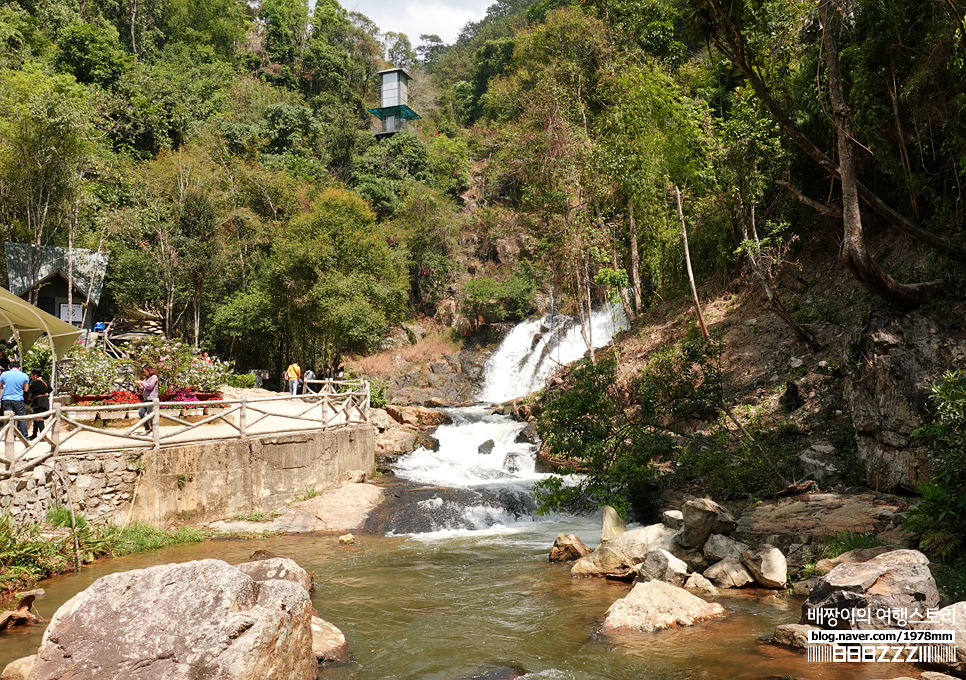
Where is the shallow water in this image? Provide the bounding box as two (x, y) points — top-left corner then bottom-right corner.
(0, 515), (917, 680)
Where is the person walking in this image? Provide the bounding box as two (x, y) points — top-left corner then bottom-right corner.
(26, 368), (51, 440)
(302, 366), (316, 393)
(135, 366), (159, 433)
(285, 361), (301, 396)
(0, 361), (30, 438)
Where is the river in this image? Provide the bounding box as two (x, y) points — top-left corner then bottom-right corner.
(2, 310), (918, 679)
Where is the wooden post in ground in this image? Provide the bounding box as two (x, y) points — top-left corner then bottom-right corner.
(52, 403), (62, 456)
(152, 398), (160, 451)
(2, 416), (12, 473)
(239, 396), (247, 439)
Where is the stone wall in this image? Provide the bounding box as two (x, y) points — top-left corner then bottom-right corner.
(0, 425), (375, 528)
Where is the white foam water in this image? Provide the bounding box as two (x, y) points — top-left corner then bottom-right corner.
(477, 303), (627, 404)
(392, 406), (546, 487)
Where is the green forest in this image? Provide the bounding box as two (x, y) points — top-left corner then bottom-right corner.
(0, 0), (964, 377)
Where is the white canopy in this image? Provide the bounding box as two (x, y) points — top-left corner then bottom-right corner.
(0, 285), (82, 360)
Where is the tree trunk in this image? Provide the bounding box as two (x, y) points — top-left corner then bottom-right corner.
(820, 0), (943, 310)
(702, 7), (965, 260)
(130, 0), (137, 55)
(611, 248), (635, 323)
(676, 186), (710, 341)
(628, 197), (642, 313)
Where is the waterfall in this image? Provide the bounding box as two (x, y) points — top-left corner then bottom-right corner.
(477, 302), (628, 404)
(387, 306), (625, 535)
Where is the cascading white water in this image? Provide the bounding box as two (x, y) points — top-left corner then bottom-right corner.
(391, 306), (625, 534)
(477, 303), (628, 404)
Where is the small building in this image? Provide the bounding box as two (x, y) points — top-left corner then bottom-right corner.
(4, 243), (109, 332)
(368, 67), (421, 137)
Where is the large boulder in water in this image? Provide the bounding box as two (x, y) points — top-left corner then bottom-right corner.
(549, 533), (592, 563)
(601, 506), (627, 541)
(236, 557), (313, 593)
(703, 556), (754, 589)
(676, 498), (737, 548)
(600, 580), (726, 633)
(571, 524), (677, 579)
(636, 549), (689, 587)
(741, 548), (787, 589)
(800, 549), (939, 629)
(28, 559), (317, 680)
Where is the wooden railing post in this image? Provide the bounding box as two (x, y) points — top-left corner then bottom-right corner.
(239, 396), (247, 439)
(52, 403), (62, 455)
(2, 416), (12, 473)
(152, 398), (160, 450)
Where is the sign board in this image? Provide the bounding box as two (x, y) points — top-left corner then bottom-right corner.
(59, 303), (83, 324)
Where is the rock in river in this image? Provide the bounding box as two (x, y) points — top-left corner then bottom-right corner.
(600, 580), (726, 634)
(800, 549), (939, 629)
(21, 559), (319, 680)
(549, 533), (592, 563)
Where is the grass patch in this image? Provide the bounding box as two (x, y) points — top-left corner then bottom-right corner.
(931, 558), (966, 603)
(0, 513), (204, 597)
(295, 486), (319, 501)
(823, 530), (882, 557)
(230, 511), (280, 522)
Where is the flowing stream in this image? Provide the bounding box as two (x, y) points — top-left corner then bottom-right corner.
(1, 313), (917, 679)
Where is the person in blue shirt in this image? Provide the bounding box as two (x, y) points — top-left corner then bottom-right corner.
(0, 361), (30, 438)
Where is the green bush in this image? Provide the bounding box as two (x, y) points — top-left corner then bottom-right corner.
(903, 370), (966, 559)
(226, 372), (257, 389)
(462, 268), (535, 325)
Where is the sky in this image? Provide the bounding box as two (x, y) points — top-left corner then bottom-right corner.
(343, 0), (494, 45)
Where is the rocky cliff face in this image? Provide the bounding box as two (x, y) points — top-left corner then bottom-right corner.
(843, 308), (966, 493)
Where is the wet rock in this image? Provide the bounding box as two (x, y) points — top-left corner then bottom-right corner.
(814, 545), (900, 574)
(801, 549), (939, 629)
(677, 498), (737, 548)
(311, 615), (349, 664)
(0, 655), (35, 680)
(448, 663), (528, 680)
(600, 580), (726, 633)
(0, 594), (41, 630)
(339, 534), (355, 545)
(235, 557), (313, 593)
(572, 524), (677, 579)
(417, 434), (440, 451)
(683, 573), (718, 598)
(248, 550), (277, 561)
(702, 534), (749, 563)
(919, 673), (961, 680)
(661, 510), (683, 530)
(384, 405), (451, 428)
(375, 428), (419, 456)
(703, 556), (754, 589)
(916, 601), (966, 676)
(601, 505), (627, 541)
(514, 422), (539, 445)
(549, 533), (592, 563)
(29, 559), (316, 680)
(636, 549), (689, 587)
(741, 548), (787, 589)
(772, 623), (821, 650)
(478, 439), (495, 456)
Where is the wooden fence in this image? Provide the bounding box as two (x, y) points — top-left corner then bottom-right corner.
(0, 379), (370, 479)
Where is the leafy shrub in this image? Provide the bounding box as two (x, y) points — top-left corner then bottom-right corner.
(462, 268), (535, 325)
(125, 337), (232, 391)
(903, 370), (966, 559)
(226, 372), (257, 389)
(60, 345), (120, 394)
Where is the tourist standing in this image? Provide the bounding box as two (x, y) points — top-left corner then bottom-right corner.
(26, 368), (51, 440)
(135, 366), (159, 433)
(0, 361), (29, 437)
(302, 366), (316, 393)
(0, 350), (9, 373)
(285, 361), (301, 395)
